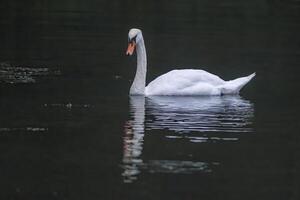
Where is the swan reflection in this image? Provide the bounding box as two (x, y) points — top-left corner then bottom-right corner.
(122, 96), (254, 183)
(122, 96), (145, 183)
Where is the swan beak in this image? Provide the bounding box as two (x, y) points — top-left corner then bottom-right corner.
(126, 41), (136, 56)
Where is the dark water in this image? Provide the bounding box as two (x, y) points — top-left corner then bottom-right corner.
(0, 0), (300, 199)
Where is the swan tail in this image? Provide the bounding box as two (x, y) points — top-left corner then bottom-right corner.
(221, 73), (256, 95)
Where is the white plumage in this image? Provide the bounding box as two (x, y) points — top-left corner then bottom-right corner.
(126, 28), (255, 96)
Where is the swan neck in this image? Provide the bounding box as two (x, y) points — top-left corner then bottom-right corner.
(130, 36), (147, 95)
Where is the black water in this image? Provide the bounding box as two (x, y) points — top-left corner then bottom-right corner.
(0, 0), (300, 199)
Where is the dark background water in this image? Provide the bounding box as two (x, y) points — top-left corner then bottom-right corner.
(0, 0), (300, 199)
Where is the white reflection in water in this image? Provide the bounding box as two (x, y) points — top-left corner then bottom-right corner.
(146, 96), (254, 134)
(123, 96), (145, 183)
(122, 96), (254, 183)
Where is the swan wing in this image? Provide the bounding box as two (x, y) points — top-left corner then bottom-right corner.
(145, 69), (225, 96)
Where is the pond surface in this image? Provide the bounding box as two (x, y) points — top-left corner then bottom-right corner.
(0, 0), (300, 199)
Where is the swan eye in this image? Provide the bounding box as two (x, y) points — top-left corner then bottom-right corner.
(128, 35), (137, 43)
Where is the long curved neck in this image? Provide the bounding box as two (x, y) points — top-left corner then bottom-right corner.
(130, 36), (147, 95)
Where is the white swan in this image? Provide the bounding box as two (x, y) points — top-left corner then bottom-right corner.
(126, 28), (255, 96)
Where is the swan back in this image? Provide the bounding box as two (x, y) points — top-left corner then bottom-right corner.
(145, 69), (225, 96)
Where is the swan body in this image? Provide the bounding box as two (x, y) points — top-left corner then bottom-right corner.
(126, 28), (255, 96)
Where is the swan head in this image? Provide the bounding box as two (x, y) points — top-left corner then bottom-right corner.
(126, 28), (142, 56)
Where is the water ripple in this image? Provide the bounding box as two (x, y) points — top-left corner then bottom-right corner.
(146, 96), (254, 134)
(122, 159), (217, 183)
(43, 103), (91, 109)
(122, 96), (254, 183)
(0, 62), (60, 84)
(0, 127), (48, 133)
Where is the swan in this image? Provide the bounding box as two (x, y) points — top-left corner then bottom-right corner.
(126, 28), (255, 96)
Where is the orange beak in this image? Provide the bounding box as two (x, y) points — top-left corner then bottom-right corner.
(126, 41), (136, 56)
